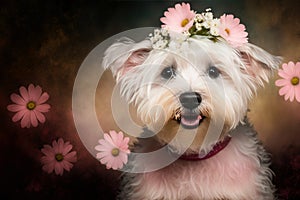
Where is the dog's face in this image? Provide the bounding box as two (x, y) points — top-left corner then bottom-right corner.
(103, 37), (280, 153)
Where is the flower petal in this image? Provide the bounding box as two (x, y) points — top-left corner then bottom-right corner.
(30, 85), (42, 102)
(30, 111), (38, 127)
(97, 138), (113, 148)
(62, 144), (73, 156)
(119, 137), (130, 151)
(52, 140), (59, 153)
(41, 155), (55, 165)
(287, 87), (295, 101)
(57, 138), (65, 154)
(279, 85), (291, 96)
(42, 162), (55, 174)
(119, 152), (128, 164)
(27, 84), (35, 100)
(100, 152), (115, 162)
(95, 143), (113, 152)
(294, 86), (300, 102)
(110, 130), (120, 146)
(62, 160), (73, 171)
(33, 110), (46, 123)
(41, 145), (55, 157)
(35, 104), (50, 113)
(10, 93), (26, 105)
(103, 133), (115, 146)
(12, 109), (27, 122)
(37, 92), (50, 104)
(278, 69), (291, 79)
(54, 162), (64, 176)
(282, 62), (295, 76)
(275, 79), (290, 87)
(295, 62), (300, 73)
(7, 104), (26, 112)
(21, 111), (31, 128)
(19, 86), (29, 101)
(111, 157), (123, 170)
(96, 151), (111, 159)
(64, 151), (77, 163)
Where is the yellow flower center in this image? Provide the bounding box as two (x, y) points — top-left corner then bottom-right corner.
(225, 28), (230, 35)
(55, 153), (64, 162)
(291, 76), (299, 85)
(181, 18), (189, 27)
(26, 101), (36, 110)
(111, 148), (120, 157)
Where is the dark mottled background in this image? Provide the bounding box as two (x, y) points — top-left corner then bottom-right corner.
(0, 0), (299, 199)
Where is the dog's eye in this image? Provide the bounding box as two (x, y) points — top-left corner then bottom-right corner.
(161, 67), (176, 79)
(208, 66), (220, 79)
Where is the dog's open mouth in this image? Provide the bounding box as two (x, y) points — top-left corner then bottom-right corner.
(174, 110), (205, 129)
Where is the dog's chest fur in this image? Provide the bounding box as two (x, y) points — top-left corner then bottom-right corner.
(119, 124), (275, 200)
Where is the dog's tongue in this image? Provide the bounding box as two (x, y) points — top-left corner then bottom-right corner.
(181, 114), (202, 127)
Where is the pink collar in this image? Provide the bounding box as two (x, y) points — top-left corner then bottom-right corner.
(179, 136), (232, 161)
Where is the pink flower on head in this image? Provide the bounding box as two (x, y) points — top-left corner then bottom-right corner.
(95, 130), (130, 170)
(41, 138), (77, 176)
(275, 61), (300, 102)
(7, 84), (50, 128)
(160, 3), (195, 33)
(219, 14), (248, 47)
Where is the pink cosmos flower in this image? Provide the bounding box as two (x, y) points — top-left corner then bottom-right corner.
(41, 138), (77, 176)
(275, 61), (300, 102)
(160, 3), (195, 33)
(95, 130), (130, 170)
(219, 14), (248, 47)
(7, 84), (51, 128)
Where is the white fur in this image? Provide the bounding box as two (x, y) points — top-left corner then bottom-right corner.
(103, 36), (281, 199)
(104, 37), (280, 131)
(120, 125), (274, 200)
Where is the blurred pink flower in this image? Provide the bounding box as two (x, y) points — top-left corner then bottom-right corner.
(95, 130), (130, 170)
(25, 180), (42, 192)
(219, 14), (248, 47)
(160, 3), (195, 33)
(275, 61), (300, 102)
(7, 84), (51, 128)
(41, 138), (77, 176)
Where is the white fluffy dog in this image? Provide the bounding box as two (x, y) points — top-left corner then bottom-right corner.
(102, 4), (281, 200)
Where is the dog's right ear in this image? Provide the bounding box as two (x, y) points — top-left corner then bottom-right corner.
(103, 38), (152, 81)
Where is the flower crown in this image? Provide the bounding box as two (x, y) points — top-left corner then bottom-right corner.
(149, 3), (248, 49)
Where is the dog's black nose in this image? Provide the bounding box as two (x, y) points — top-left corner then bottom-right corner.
(179, 92), (202, 109)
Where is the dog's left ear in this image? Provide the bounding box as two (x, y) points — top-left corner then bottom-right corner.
(238, 43), (282, 86)
(103, 38), (152, 81)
